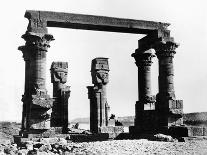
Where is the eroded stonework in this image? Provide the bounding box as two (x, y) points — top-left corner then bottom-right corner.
(19, 32), (54, 131)
(87, 58), (110, 133)
(50, 62), (70, 132)
(18, 10), (186, 139)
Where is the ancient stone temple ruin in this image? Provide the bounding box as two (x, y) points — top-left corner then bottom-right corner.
(16, 10), (199, 142)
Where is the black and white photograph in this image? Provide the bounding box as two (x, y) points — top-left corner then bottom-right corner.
(0, 0), (207, 154)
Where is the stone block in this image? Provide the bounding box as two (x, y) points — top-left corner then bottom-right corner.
(29, 118), (51, 130)
(98, 126), (124, 139)
(187, 126), (204, 136)
(169, 100), (183, 109)
(99, 126), (114, 133)
(144, 103), (155, 110)
(203, 127), (207, 136)
(114, 126), (124, 133)
(108, 119), (115, 126)
(168, 126), (188, 137)
(129, 126), (142, 135)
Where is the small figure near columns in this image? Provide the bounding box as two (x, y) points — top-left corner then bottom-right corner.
(87, 58), (110, 133)
(153, 40), (183, 130)
(19, 32), (54, 131)
(50, 62), (70, 132)
(130, 47), (156, 133)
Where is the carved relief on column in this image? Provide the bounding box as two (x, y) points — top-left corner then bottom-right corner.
(50, 62), (70, 130)
(87, 58), (110, 133)
(19, 32), (54, 130)
(153, 40), (183, 127)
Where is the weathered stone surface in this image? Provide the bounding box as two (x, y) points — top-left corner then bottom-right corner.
(108, 119), (115, 127)
(153, 40), (184, 129)
(131, 47), (156, 132)
(99, 126), (124, 139)
(50, 62), (70, 131)
(19, 32), (54, 131)
(88, 58), (110, 133)
(187, 126), (204, 137)
(25, 10), (169, 34)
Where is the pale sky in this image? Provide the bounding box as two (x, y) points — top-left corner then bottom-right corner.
(0, 0), (206, 122)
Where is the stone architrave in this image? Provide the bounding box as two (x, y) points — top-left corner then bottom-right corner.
(153, 40), (183, 129)
(131, 48), (156, 132)
(87, 58), (110, 133)
(19, 32), (54, 130)
(50, 62), (70, 131)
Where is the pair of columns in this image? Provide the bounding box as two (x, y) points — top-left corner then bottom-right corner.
(132, 39), (183, 130)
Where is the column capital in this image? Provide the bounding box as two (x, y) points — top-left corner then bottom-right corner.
(91, 58), (109, 86)
(51, 62), (68, 84)
(132, 49), (155, 67)
(153, 40), (179, 58)
(20, 32), (54, 52)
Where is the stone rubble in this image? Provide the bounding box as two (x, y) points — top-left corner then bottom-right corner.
(1, 138), (207, 154)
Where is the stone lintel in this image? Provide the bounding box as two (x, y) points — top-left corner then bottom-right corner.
(25, 10), (169, 34)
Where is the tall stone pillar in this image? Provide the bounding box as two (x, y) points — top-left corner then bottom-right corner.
(19, 32), (54, 131)
(154, 40), (183, 129)
(50, 62), (70, 131)
(131, 48), (156, 132)
(87, 58), (110, 133)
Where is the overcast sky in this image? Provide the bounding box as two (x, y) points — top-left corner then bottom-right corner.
(0, 0), (206, 122)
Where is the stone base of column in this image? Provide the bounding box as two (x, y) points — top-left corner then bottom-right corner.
(156, 98), (184, 127)
(19, 127), (68, 138)
(133, 100), (157, 133)
(14, 133), (111, 146)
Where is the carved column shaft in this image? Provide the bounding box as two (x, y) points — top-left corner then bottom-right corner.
(132, 49), (156, 129)
(51, 62), (70, 130)
(154, 41), (183, 127)
(154, 41), (178, 100)
(88, 58), (110, 133)
(132, 50), (155, 101)
(29, 50), (46, 91)
(19, 32), (54, 130)
(19, 50), (30, 130)
(158, 56), (174, 95)
(138, 65), (152, 100)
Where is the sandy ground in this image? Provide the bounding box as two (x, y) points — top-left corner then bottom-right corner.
(1, 138), (207, 154)
(71, 139), (207, 155)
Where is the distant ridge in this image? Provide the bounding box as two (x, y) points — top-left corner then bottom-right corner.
(70, 112), (207, 127)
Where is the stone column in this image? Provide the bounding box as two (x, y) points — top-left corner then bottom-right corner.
(19, 32), (54, 130)
(154, 40), (183, 128)
(19, 48), (30, 130)
(50, 62), (70, 131)
(131, 49), (156, 131)
(87, 58), (110, 133)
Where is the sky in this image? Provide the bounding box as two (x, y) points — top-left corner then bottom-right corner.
(0, 0), (206, 122)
